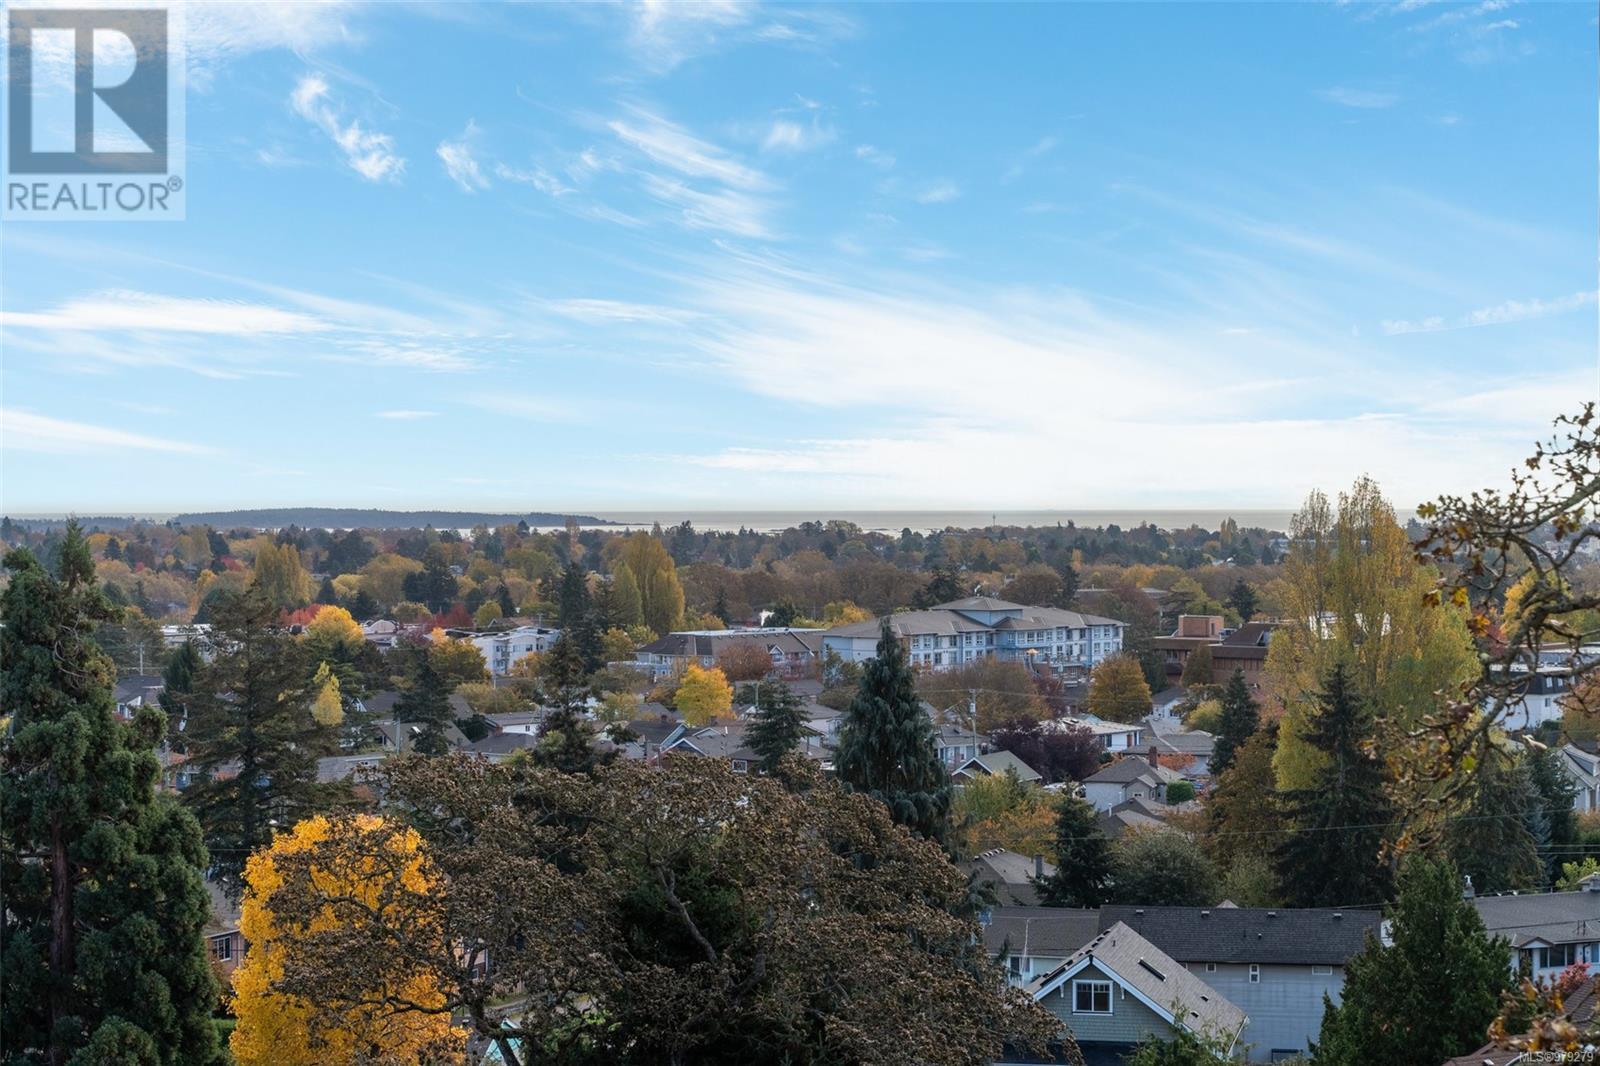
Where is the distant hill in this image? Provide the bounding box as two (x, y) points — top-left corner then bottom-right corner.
(169, 508), (611, 530)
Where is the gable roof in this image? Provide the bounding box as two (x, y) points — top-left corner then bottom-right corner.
(1098, 904), (1382, 966)
(1031, 922), (1248, 1044)
(1083, 757), (1183, 786)
(962, 849), (1056, 906)
(955, 749), (1043, 783)
(1151, 730), (1215, 757)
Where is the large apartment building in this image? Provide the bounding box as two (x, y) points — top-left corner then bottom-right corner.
(821, 596), (1126, 673)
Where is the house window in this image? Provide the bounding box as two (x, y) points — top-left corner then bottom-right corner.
(1541, 944), (1582, 969)
(210, 935), (233, 961)
(1249, 964), (1260, 983)
(1072, 980), (1112, 1014)
(1205, 963), (1217, 973)
(1009, 956), (1024, 976)
(1313, 965), (1333, 976)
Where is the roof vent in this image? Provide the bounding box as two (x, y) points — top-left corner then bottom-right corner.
(1333, 912), (1343, 920)
(1200, 910), (1210, 918)
(1267, 911), (1277, 918)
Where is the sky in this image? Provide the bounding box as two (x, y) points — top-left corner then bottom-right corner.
(1, 0), (1596, 515)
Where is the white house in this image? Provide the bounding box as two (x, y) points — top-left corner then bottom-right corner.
(822, 596), (1126, 673)
(1051, 713), (1144, 752)
(1080, 755), (1186, 811)
(1467, 876), (1600, 982)
(1487, 645), (1596, 730)
(460, 624), (561, 677)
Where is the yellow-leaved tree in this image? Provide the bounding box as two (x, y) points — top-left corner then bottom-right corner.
(303, 604), (365, 657)
(310, 662), (343, 727)
(675, 663), (733, 726)
(231, 814), (464, 1066)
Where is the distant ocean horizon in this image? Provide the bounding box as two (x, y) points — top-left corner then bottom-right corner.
(580, 509), (1316, 535)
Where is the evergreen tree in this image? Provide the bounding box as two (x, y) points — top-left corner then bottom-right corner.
(184, 587), (339, 893)
(713, 587), (732, 625)
(1275, 662), (1393, 907)
(1444, 749), (1543, 894)
(557, 561), (590, 627)
(917, 566), (964, 607)
(1, 526), (223, 1064)
(835, 623), (953, 842)
(1179, 641), (1214, 688)
(1525, 745), (1577, 882)
(394, 644), (457, 756)
(1226, 579), (1258, 622)
(747, 679), (806, 772)
(315, 576), (340, 605)
(1210, 667), (1260, 776)
(766, 599), (800, 628)
(1314, 857), (1511, 1066)
(159, 638), (204, 747)
(529, 634), (604, 775)
(1038, 796), (1113, 907)
(497, 584), (518, 621)
(349, 587), (380, 622)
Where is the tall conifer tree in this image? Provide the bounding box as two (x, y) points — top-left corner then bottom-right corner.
(1275, 661), (1393, 907)
(835, 624), (952, 841)
(1, 525), (223, 1064)
(1210, 667), (1260, 776)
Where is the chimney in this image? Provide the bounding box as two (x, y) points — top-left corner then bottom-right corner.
(1147, 745), (1159, 768)
(1034, 854), (1045, 879)
(1462, 874), (1475, 900)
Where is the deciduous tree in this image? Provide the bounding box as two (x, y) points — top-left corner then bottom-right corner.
(675, 663), (734, 727)
(1109, 828), (1219, 906)
(1086, 654), (1153, 723)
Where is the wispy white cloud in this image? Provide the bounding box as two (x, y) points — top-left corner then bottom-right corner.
(375, 409), (438, 420)
(762, 117), (834, 153)
(0, 291), (327, 334)
(1002, 135), (1059, 182)
(640, 174), (772, 238)
(914, 180), (961, 204)
(1, 409), (214, 455)
(438, 121), (490, 192)
(1381, 290), (1597, 335)
(1315, 86), (1400, 108)
(609, 106), (770, 190)
(291, 73), (405, 182)
(547, 298), (695, 324)
(855, 144), (895, 169)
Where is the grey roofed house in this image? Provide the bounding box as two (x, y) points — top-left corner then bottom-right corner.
(1099, 905), (1383, 966)
(824, 600), (1124, 641)
(961, 848), (1056, 907)
(953, 749), (1043, 785)
(984, 906), (1103, 960)
(1151, 730), (1214, 758)
(1030, 922), (1249, 1052)
(1096, 796), (1176, 840)
(114, 674), (165, 709)
(465, 732), (540, 758)
(1470, 877), (1600, 979)
(1083, 757), (1182, 785)
(316, 752), (387, 784)
(363, 689), (474, 722)
(373, 717), (472, 752)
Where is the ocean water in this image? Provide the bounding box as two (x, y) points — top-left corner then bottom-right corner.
(556, 509), (1309, 535)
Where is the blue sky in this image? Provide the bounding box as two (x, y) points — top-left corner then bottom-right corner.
(1, 0), (1595, 514)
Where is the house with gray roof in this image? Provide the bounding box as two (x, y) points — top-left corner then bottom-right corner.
(634, 627), (825, 680)
(1149, 729), (1216, 778)
(1102, 904), (1383, 1061)
(1470, 876), (1600, 980)
(1080, 753), (1186, 811)
(821, 597), (1125, 674)
(983, 906), (1102, 987)
(1027, 922), (1248, 1060)
(952, 749), (1043, 786)
(961, 849), (1056, 907)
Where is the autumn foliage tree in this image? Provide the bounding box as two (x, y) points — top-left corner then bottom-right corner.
(1086, 653), (1153, 722)
(230, 814), (463, 1065)
(258, 755), (1065, 1066)
(674, 662), (734, 726)
(715, 640), (777, 683)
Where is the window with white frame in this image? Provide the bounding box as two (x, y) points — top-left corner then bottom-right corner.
(1205, 963), (1217, 973)
(1249, 964), (1261, 983)
(1313, 965), (1333, 976)
(1072, 980), (1112, 1014)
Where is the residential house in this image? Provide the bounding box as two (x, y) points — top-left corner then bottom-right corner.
(455, 623), (561, 677)
(1080, 753), (1186, 811)
(1096, 795), (1179, 840)
(1149, 729), (1215, 779)
(360, 619), (404, 649)
(658, 719), (829, 774)
(483, 710), (542, 736)
(1102, 905), (1383, 1061)
(463, 732), (541, 761)
(961, 849), (1056, 907)
(1147, 686), (1191, 729)
(316, 752), (387, 784)
(204, 882), (244, 979)
(934, 722), (987, 768)
(1051, 714), (1145, 753)
(1562, 744), (1600, 812)
(1025, 923), (1248, 1063)
(953, 749), (1043, 786)
(1471, 876), (1600, 981)
(1152, 615), (1227, 682)
(1488, 645), (1597, 731)
(1209, 622), (1279, 691)
(822, 597), (1126, 674)
(634, 627), (825, 680)
(983, 905), (1102, 987)
(113, 674), (165, 721)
